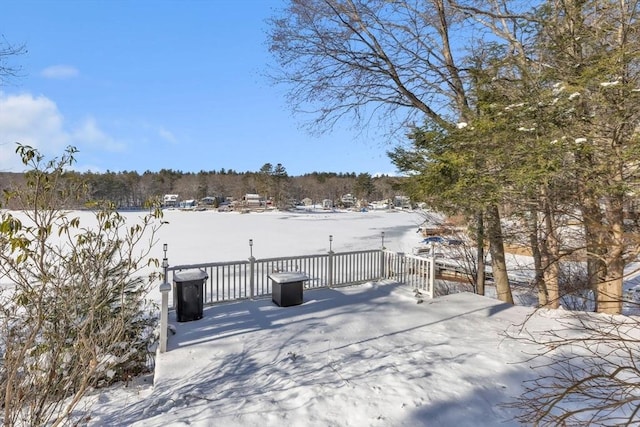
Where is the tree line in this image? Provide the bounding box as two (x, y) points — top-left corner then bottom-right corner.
(0, 165), (405, 210)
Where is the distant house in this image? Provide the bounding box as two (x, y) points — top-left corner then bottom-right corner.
(301, 197), (313, 206)
(242, 193), (262, 208)
(369, 200), (389, 210)
(179, 199), (197, 209)
(200, 196), (216, 206)
(163, 194), (179, 207)
(394, 195), (411, 209)
(322, 199), (333, 209)
(217, 201), (233, 212)
(341, 193), (356, 207)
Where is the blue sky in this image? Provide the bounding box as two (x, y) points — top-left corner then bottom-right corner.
(0, 0), (399, 176)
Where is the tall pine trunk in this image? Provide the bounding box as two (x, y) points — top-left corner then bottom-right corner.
(527, 205), (546, 306)
(476, 211), (485, 296)
(597, 192), (625, 314)
(541, 193), (560, 308)
(486, 204), (513, 304)
(582, 195), (606, 311)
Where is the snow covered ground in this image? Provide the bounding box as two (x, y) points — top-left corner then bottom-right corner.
(154, 208), (425, 267)
(11, 208), (635, 425)
(90, 287), (548, 427)
(65, 209), (515, 425)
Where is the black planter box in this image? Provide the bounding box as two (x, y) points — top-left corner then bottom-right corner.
(173, 270), (208, 322)
(269, 272), (309, 307)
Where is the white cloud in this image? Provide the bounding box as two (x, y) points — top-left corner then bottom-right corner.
(0, 92), (69, 171)
(158, 127), (178, 144)
(71, 116), (125, 152)
(0, 92), (124, 172)
(41, 65), (79, 79)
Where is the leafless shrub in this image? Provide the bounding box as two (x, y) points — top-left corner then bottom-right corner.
(433, 279), (474, 297)
(558, 263), (595, 312)
(505, 311), (640, 426)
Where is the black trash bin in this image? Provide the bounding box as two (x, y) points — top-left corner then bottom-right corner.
(173, 270), (208, 322)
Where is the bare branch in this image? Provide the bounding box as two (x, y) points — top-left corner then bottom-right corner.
(0, 35), (26, 86)
(268, 0), (482, 133)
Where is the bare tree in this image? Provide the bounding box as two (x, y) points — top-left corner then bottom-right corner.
(269, 0), (514, 303)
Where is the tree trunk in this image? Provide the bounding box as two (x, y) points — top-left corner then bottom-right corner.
(597, 274), (623, 314)
(582, 196), (606, 312)
(476, 211), (485, 296)
(542, 194), (560, 309)
(486, 204), (513, 304)
(598, 193), (625, 314)
(527, 205), (546, 306)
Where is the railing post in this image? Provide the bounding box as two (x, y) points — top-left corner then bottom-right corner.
(249, 239), (255, 299)
(328, 235), (334, 288)
(428, 243), (436, 298)
(159, 243), (171, 354)
(396, 251), (404, 284)
(379, 231), (386, 280)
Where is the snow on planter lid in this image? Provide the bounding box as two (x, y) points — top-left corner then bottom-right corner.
(173, 270), (209, 282)
(268, 272), (310, 283)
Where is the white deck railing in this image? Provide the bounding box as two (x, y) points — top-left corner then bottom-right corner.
(157, 247), (434, 353)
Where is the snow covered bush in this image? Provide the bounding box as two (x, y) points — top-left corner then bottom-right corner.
(0, 145), (163, 426)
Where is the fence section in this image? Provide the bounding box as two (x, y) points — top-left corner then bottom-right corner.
(331, 250), (382, 287)
(383, 251), (434, 298)
(158, 248), (435, 353)
(166, 249), (433, 307)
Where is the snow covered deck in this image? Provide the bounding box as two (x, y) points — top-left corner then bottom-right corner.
(116, 284), (547, 427)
